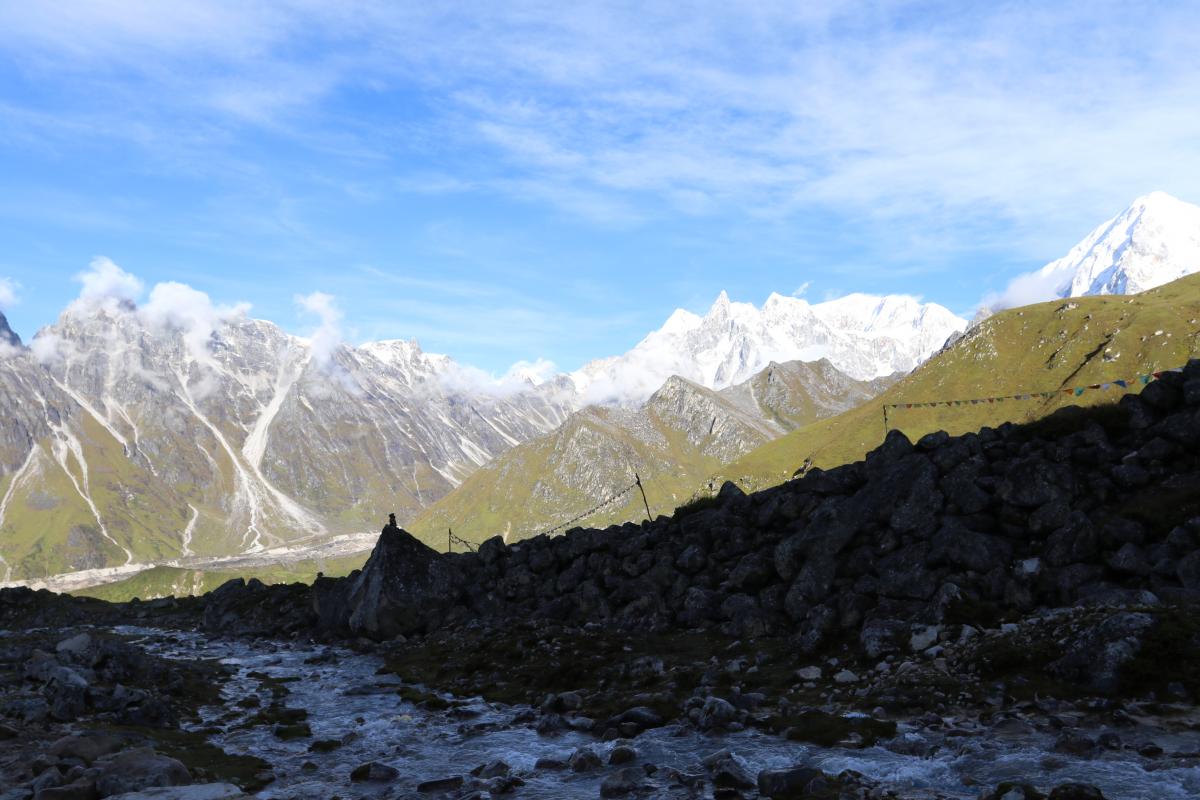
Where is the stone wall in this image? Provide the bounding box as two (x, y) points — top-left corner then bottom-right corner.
(208, 360), (1200, 655)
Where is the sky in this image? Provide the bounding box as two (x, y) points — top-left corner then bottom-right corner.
(0, 1), (1199, 375)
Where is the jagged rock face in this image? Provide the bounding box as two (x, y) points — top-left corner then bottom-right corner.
(334, 525), (463, 638)
(412, 359), (892, 544)
(0, 306), (573, 581)
(646, 376), (779, 462)
(0, 313), (19, 349)
(310, 360), (1200, 670)
(719, 358), (898, 431)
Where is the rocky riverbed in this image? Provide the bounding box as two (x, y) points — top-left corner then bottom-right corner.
(2, 621), (1198, 799)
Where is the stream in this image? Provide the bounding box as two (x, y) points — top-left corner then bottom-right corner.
(119, 628), (1200, 799)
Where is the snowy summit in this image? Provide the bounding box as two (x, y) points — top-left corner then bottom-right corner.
(993, 192), (1200, 309)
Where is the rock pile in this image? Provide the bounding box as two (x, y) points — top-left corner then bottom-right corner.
(279, 360), (1200, 661)
(0, 629), (260, 799)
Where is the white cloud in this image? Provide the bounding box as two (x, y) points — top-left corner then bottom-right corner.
(791, 281), (811, 299)
(139, 280), (251, 362)
(295, 291), (343, 367)
(435, 356), (561, 398)
(981, 269), (1070, 313)
(503, 357), (558, 387)
(73, 256), (144, 310)
(30, 331), (67, 365)
(5, 2), (1199, 244)
(0, 277), (18, 309)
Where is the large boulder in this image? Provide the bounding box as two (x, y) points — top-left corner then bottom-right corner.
(339, 525), (464, 639)
(94, 748), (191, 797)
(1047, 612), (1155, 694)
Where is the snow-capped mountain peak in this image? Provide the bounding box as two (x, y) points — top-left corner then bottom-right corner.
(992, 191), (1200, 309)
(659, 308), (703, 336)
(571, 290), (967, 404)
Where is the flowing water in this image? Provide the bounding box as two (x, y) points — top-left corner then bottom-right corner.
(118, 628), (1200, 799)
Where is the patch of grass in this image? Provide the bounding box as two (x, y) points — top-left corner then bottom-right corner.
(73, 553), (369, 602)
(104, 725), (272, 792)
(674, 494), (722, 517)
(397, 685), (451, 710)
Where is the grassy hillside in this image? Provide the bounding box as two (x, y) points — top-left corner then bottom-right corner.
(409, 361), (894, 548)
(72, 551), (369, 602)
(407, 400), (750, 549)
(725, 274), (1200, 488)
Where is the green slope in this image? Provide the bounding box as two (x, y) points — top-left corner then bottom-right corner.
(408, 402), (740, 548)
(725, 273), (1200, 488)
(72, 551), (369, 602)
(408, 361), (892, 547)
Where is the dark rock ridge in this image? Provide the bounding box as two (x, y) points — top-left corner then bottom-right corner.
(0, 311), (19, 348)
(194, 360), (1200, 660)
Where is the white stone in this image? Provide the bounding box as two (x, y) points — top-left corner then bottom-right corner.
(833, 669), (859, 684)
(56, 633), (92, 656)
(909, 625), (940, 652)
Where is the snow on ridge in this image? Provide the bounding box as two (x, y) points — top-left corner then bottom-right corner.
(989, 191), (1200, 311)
(571, 290), (968, 405)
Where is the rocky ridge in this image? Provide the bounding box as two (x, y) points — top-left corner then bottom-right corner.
(410, 358), (895, 546)
(297, 359), (1200, 651)
(0, 313), (19, 350)
(0, 305), (576, 582)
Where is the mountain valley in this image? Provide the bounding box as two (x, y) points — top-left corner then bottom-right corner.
(2, 193), (1199, 595)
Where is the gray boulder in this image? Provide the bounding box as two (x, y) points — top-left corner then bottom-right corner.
(341, 525), (463, 638)
(94, 749), (191, 797)
(1048, 612), (1155, 694)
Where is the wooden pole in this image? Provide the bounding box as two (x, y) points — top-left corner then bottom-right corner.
(634, 472), (652, 522)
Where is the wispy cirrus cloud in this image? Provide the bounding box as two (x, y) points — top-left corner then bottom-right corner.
(3, 1), (1197, 242)
(3, 2), (1200, 369)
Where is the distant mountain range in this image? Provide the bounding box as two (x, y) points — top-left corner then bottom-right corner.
(414, 192), (1200, 546)
(569, 291), (965, 403)
(3, 191), (1200, 589)
(0, 280), (962, 584)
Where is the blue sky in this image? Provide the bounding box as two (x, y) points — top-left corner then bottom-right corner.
(1, 1), (1199, 374)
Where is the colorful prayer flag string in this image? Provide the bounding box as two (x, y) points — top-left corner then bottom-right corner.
(882, 368), (1184, 431)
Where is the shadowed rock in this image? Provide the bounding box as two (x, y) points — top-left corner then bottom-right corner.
(335, 522), (464, 639)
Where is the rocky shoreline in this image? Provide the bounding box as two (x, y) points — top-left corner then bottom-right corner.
(2, 360), (1200, 798)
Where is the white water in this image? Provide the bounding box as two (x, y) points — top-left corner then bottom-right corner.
(116, 630), (1200, 800)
